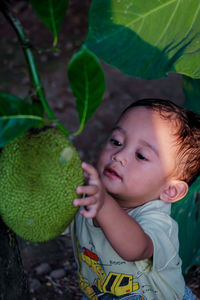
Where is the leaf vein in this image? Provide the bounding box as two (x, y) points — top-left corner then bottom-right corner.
(93, 0), (177, 44)
(154, 0), (180, 46)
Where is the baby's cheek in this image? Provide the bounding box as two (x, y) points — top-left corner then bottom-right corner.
(96, 157), (104, 173)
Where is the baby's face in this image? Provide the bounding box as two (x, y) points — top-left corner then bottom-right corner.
(97, 107), (179, 209)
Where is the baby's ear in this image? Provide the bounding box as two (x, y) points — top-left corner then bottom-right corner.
(160, 180), (188, 203)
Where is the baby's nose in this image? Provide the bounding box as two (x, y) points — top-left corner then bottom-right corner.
(111, 152), (127, 167)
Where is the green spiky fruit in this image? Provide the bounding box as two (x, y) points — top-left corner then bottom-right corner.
(0, 128), (84, 242)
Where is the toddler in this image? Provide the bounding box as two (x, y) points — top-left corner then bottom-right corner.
(65, 99), (200, 299)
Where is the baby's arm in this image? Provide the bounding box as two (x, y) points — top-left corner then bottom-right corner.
(73, 162), (153, 262)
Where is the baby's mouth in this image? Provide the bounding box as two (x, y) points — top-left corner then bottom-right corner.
(103, 167), (122, 180)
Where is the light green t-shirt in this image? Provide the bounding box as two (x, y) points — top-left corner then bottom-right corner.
(66, 200), (185, 299)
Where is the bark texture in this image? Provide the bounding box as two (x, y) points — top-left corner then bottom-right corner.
(0, 217), (30, 300)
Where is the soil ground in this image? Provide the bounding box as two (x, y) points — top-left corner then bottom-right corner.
(0, 1), (199, 299)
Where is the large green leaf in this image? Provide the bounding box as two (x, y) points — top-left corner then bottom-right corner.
(172, 177), (200, 273)
(67, 46), (105, 135)
(30, 0), (68, 46)
(0, 93), (44, 147)
(86, 0), (200, 79)
(182, 76), (200, 114)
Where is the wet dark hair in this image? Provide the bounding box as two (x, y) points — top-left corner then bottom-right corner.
(120, 99), (200, 186)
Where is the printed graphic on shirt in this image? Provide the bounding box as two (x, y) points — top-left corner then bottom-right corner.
(77, 242), (147, 300)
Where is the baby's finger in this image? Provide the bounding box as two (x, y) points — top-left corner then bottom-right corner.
(81, 162), (99, 182)
(80, 206), (97, 219)
(73, 195), (97, 208)
(79, 195), (97, 207)
(76, 185), (98, 196)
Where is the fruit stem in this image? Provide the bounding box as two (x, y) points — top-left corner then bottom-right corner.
(1, 4), (70, 137)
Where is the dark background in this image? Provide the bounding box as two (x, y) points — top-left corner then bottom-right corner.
(0, 1), (199, 299)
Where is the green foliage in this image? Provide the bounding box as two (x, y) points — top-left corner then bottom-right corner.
(172, 177), (200, 273)
(68, 46), (106, 135)
(0, 93), (44, 147)
(182, 76), (200, 114)
(0, 1), (105, 145)
(29, 0), (69, 47)
(86, 0), (200, 79)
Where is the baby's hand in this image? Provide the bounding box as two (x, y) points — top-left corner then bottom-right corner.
(73, 162), (106, 219)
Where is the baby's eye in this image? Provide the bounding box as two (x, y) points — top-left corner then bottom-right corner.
(110, 138), (122, 146)
(136, 152), (147, 161)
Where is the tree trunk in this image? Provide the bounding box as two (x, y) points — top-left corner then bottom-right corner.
(0, 217), (30, 300)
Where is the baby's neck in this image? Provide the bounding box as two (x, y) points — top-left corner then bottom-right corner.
(121, 207), (133, 213)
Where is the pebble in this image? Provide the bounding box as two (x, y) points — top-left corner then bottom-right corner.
(50, 268), (66, 279)
(35, 263), (51, 275)
(64, 260), (72, 273)
(30, 278), (42, 292)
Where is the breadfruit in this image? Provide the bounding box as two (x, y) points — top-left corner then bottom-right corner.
(0, 128), (84, 242)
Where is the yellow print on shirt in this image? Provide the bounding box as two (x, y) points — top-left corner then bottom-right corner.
(78, 245), (146, 299)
